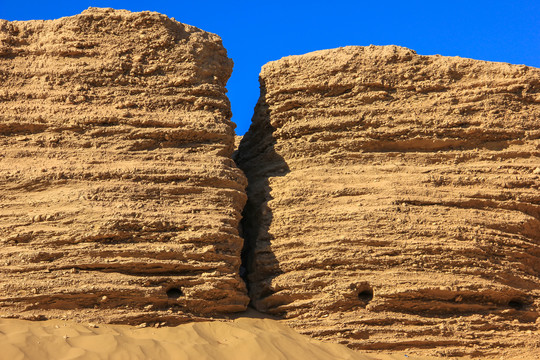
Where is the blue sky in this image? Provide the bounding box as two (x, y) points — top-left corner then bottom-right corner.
(1, 1), (539, 135)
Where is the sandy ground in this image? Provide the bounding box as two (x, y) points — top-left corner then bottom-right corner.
(0, 316), (446, 360)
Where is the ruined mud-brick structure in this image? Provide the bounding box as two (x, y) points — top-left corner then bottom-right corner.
(0, 8), (248, 324)
(236, 45), (540, 356)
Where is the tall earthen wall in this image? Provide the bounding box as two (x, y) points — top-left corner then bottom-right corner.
(236, 45), (540, 356)
(0, 8), (248, 324)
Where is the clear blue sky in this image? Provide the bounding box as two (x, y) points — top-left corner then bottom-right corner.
(1, 1), (538, 135)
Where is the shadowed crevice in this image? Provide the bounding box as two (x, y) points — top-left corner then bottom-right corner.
(234, 78), (289, 312)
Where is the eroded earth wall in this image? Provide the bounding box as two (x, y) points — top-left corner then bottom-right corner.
(0, 8), (248, 324)
(236, 46), (540, 356)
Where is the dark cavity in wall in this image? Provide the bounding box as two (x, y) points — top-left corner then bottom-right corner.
(166, 287), (183, 299)
(508, 299), (524, 310)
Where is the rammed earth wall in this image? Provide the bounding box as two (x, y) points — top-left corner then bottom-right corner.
(0, 8), (248, 325)
(236, 45), (540, 356)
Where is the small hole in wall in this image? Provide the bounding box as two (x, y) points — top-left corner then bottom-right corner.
(508, 299), (524, 310)
(358, 289), (373, 304)
(166, 287), (183, 299)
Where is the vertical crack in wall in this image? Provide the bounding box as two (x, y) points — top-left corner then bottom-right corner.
(234, 80), (289, 308)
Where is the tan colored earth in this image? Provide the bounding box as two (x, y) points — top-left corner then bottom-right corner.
(236, 45), (540, 357)
(1, 8), (540, 359)
(0, 315), (445, 360)
(0, 8), (248, 325)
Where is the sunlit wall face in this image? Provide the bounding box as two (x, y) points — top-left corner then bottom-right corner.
(2, 1), (538, 135)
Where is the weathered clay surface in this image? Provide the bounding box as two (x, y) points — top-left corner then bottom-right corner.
(236, 46), (540, 356)
(0, 8), (248, 324)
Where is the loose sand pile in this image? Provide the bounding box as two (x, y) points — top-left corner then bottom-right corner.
(0, 316), (444, 360)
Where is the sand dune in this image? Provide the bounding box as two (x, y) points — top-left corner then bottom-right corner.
(0, 316), (446, 360)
